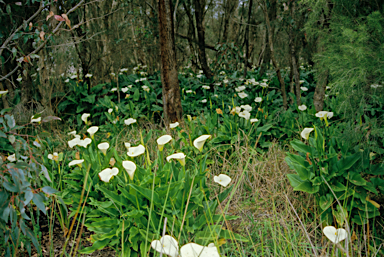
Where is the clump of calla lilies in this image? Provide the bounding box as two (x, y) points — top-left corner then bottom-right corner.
(151, 235), (220, 257)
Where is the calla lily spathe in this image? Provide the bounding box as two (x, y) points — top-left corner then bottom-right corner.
(298, 105), (307, 111)
(151, 235), (179, 257)
(238, 111), (250, 120)
(214, 174), (231, 187)
(315, 111), (333, 119)
(122, 161), (136, 180)
(301, 128), (314, 140)
(166, 152), (186, 166)
(98, 142), (110, 155)
(170, 122), (179, 129)
(48, 152), (59, 162)
(323, 226), (348, 244)
(7, 154), (16, 162)
(157, 135), (172, 151)
(124, 118), (137, 126)
(68, 159), (84, 167)
(127, 145), (145, 157)
(180, 242), (220, 257)
(193, 135), (211, 152)
(81, 113), (90, 124)
(68, 137), (81, 148)
(99, 167), (119, 183)
(87, 126), (99, 138)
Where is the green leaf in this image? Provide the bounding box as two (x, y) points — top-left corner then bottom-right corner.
(294, 181), (319, 194)
(290, 139), (313, 155)
(287, 174), (303, 188)
(41, 186), (58, 195)
(78, 239), (111, 254)
(95, 185), (128, 206)
(83, 94), (96, 104)
(129, 184), (162, 204)
(319, 194), (333, 210)
(33, 193), (46, 215)
(0, 130), (6, 138)
(347, 172), (366, 186)
(329, 181), (346, 192)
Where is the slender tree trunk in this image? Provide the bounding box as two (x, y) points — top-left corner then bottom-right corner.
(289, 1), (301, 106)
(158, 0), (183, 124)
(193, 0), (213, 79)
(262, 0), (287, 109)
(243, 0), (253, 78)
(314, 70), (328, 111)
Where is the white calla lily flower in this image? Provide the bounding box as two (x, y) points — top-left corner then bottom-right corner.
(238, 111), (250, 120)
(124, 142), (131, 150)
(166, 152), (186, 166)
(193, 135), (211, 152)
(67, 130), (77, 136)
(151, 235), (179, 257)
(250, 118), (259, 124)
(122, 161), (136, 180)
(170, 122), (179, 129)
(157, 135), (172, 151)
(79, 138), (92, 148)
(323, 226), (348, 244)
(301, 86), (308, 91)
(68, 159), (84, 167)
(254, 97), (263, 103)
(68, 137), (81, 148)
(0, 90), (9, 96)
(81, 113), (90, 124)
(180, 242), (220, 257)
(315, 111), (333, 120)
(98, 142), (110, 155)
(301, 128), (314, 140)
(240, 104), (252, 112)
(124, 118), (137, 126)
(99, 167), (119, 183)
(87, 126), (99, 138)
(7, 154), (16, 162)
(214, 174), (232, 187)
(48, 152), (59, 161)
(298, 105), (307, 111)
(31, 116), (41, 123)
(238, 92), (248, 99)
(127, 145), (145, 157)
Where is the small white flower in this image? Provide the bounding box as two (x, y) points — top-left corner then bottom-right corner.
(186, 90), (193, 94)
(219, 71), (226, 75)
(0, 90), (8, 96)
(299, 80), (305, 84)
(124, 118), (137, 126)
(170, 122), (179, 129)
(121, 87), (129, 93)
(262, 79), (268, 82)
(201, 99), (207, 103)
(68, 130), (77, 136)
(300, 87), (308, 91)
(254, 97), (263, 103)
(180, 242), (220, 257)
(298, 105), (307, 111)
(238, 111), (250, 120)
(68, 159), (84, 167)
(87, 126), (99, 138)
(68, 137), (81, 148)
(193, 135), (211, 152)
(16, 77), (22, 82)
(240, 104), (252, 112)
(31, 116), (41, 123)
(326, 86), (331, 90)
(166, 152), (186, 166)
(323, 226), (348, 244)
(110, 72), (116, 76)
(202, 85), (210, 89)
(79, 138), (92, 148)
(122, 161), (136, 180)
(7, 154), (16, 162)
(238, 92), (248, 99)
(196, 74), (203, 78)
(108, 108), (113, 114)
(157, 135), (172, 151)
(124, 142), (131, 150)
(214, 174), (232, 187)
(235, 86), (246, 92)
(81, 113), (90, 124)
(151, 235), (179, 257)
(111, 87), (118, 92)
(120, 68), (128, 72)
(301, 128), (314, 140)
(315, 111), (333, 119)
(260, 82), (268, 88)
(99, 167), (119, 183)
(127, 145), (145, 157)
(98, 142), (109, 155)
(223, 79), (229, 83)
(70, 74), (77, 79)
(142, 85), (150, 92)
(48, 152), (59, 161)
(370, 84), (382, 89)
(250, 118), (259, 124)
(198, 70), (203, 74)
(64, 79), (70, 83)
(214, 94), (218, 98)
(85, 73), (92, 78)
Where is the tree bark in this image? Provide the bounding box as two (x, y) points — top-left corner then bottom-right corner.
(193, 0), (213, 79)
(243, 0), (253, 78)
(314, 70), (328, 112)
(158, 0), (183, 124)
(262, 0), (287, 109)
(289, 2), (301, 106)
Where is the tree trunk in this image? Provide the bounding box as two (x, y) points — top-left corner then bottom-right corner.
(193, 0), (213, 79)
(243, 0), (253, 78)
(314, 70), (328, 111)
(289, 2), (301, 106)
(262, 0), (287, 109)
(158, 0), (183, 124)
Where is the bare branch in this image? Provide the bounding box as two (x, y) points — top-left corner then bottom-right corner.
(0, 0), (85, 82)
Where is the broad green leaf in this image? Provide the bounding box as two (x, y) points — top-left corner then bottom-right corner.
(294, 181), (319, 194)
(347, 172), (366, 186)
(129, 184), (162, 204)
(287, 174), (303, 188)
(319, 194), (333, 210)
(290, 139), (313, 155)
(329, 181), (346, 192)
(96, 185), (128, 206)
(78, 239), (111, 254)
(33, 193), (46, 215)
(332, 205), (348, 227)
